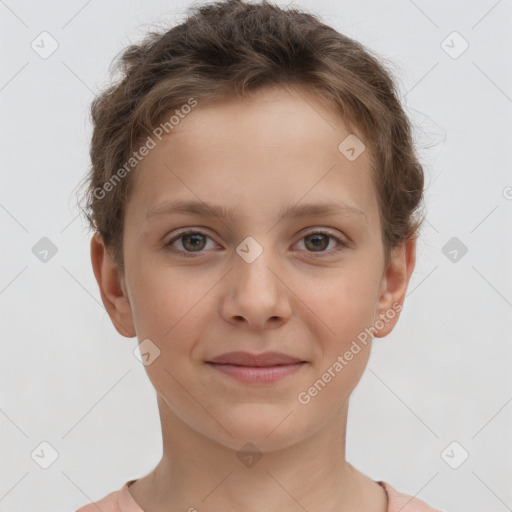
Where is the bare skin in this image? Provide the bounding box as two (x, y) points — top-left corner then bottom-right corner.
(91, 84), (416, 512)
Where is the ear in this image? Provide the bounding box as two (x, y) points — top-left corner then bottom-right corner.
(373, 236), (417, 338)
(90, 232), (136, 338)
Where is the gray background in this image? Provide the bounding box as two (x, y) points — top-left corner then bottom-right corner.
(1, 0), (511, 511)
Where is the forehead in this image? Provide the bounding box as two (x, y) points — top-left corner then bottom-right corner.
(127, 85), (380, 230)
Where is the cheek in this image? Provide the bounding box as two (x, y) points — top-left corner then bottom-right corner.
(305, 267), (380, 345)
(129, 266), (210, 341)
(129, 274), (209, 398)
(298, 283), (376, 414)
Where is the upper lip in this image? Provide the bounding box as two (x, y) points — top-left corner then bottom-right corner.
(207, 351), (305, 367)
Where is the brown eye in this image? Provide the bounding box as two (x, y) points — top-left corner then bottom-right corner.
(180, 233), (207, 252)
(294, 230), (348, 256)
(303, 233), (330, 252)
(164, 230), (216, 257)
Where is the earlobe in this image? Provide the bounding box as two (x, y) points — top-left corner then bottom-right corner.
(90, 233), (137, 338)
(373, 236), (417, 338)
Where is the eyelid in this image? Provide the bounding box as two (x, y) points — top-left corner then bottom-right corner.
(164, 228), (220, 256)
(164, 228), (214, 245)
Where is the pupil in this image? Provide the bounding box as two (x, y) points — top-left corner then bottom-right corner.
(184, 234), (205, 251)
(306, 234), (328, 251)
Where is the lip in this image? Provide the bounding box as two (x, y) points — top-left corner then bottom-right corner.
(207, 351), (304, 366)
(206, 351), (307, 384)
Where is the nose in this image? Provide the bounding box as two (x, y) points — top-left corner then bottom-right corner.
(220, 247), (293, 330)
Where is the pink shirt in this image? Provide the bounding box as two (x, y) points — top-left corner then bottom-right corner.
(76, 479), (442, 511)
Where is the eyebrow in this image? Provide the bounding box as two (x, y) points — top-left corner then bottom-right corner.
(144, 199), (367, 224)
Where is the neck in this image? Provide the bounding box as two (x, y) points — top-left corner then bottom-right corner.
(128, 395), (388, 512)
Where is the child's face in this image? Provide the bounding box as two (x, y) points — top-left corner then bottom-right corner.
(94, 85), (414, 451)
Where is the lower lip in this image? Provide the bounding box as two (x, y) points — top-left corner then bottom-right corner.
(207, 362), (306, 384)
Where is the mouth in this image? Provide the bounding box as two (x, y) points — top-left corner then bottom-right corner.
(206, 351), (308, 384)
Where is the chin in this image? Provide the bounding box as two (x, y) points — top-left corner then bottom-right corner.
(209, 409), (310, 453)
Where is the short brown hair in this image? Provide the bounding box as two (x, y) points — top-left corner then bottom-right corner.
(77, 0), (425, 273)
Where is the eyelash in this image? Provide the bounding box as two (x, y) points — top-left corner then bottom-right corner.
(163, 229), (349, 259)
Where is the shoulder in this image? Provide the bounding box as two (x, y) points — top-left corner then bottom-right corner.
(378, 481), (443, 512)
(76, 488), (122, 512)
